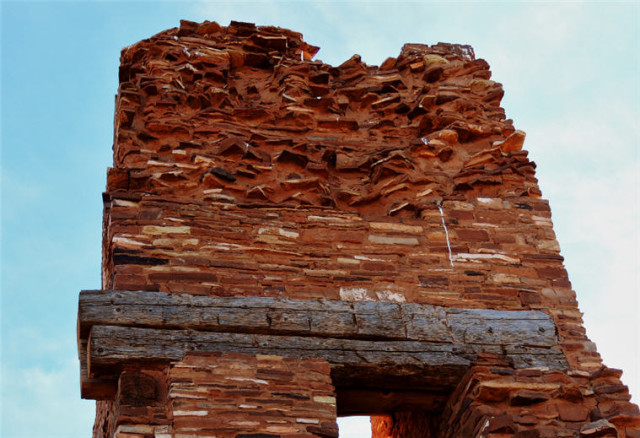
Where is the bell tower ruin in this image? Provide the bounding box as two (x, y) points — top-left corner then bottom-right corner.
(77, 20), (640, 437)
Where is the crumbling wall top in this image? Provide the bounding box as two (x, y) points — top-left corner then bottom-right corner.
(111, 19), (531, 220)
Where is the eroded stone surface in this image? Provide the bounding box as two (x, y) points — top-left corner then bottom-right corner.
(85, 19), (639, 438)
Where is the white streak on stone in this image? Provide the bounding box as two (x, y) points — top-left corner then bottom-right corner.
(168, 391), (207, 400)
(376, 290), (406, 303)
(453, 253), (520, 264)
(339, 287), (372, 301)
(227, 377), (268, 385)
(417, 188), (433, 197)
(476, 197), (504, 209)
(471, 222), (499, 228)
(438, 205), (455, 267)
(278, 228), (299, 239)
(307, 215), (362, 223)
(354, 255), (384, 261)
(297, 418), (320, 424)
(148, 266), (202, 272)
(532, 215), (553, 227)
(112, 199), (140, 207)
(173, 410), (208, 416)
(337, 257), (360, 265)
(112, 236), (145, 247)
(205, 243), (237, 251)
(205, 193), (236, 202)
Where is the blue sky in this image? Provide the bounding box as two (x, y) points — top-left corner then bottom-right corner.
(1, 1), (638, 437)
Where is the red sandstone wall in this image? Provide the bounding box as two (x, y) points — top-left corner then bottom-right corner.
(435, 365), (639, 437)
(103, 19), (595, 371)
(94, 353), (337, 438)
(94, 19), (640, 437)
(371, 365), (640, 437)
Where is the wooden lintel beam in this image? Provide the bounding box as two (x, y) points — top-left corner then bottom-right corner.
(88, 324), (472, 390)
(86, 323), (566, 383)
(78, 290), (568, 400)
(78, 290), (559, 346)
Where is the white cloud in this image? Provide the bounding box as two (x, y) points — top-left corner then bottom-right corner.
(2, 358), (95, 437)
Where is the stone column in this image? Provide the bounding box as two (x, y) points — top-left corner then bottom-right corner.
(93, 353), (338, 438)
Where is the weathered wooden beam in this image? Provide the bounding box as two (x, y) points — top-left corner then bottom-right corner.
(78, 337), (117, 399)
(87, 324), (474, 368)
(86, 324), (566, 385)
(78, 290), (568, 399)
(78, 290), (558, 346)
(88, 325), (472, 391)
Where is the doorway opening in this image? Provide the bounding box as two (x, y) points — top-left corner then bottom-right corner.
(338, 416), (372, 437)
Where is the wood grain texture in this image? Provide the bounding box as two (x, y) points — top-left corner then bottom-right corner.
(79, 289), (558, 346)
(78, 289), (567, 399)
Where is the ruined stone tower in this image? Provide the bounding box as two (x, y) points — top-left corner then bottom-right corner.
(77, 20), (640, 437)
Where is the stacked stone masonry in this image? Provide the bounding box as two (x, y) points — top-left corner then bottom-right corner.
(93, 353), (337, 438)
(371, 363), (639, 437)
(79, 19), (639, 437)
